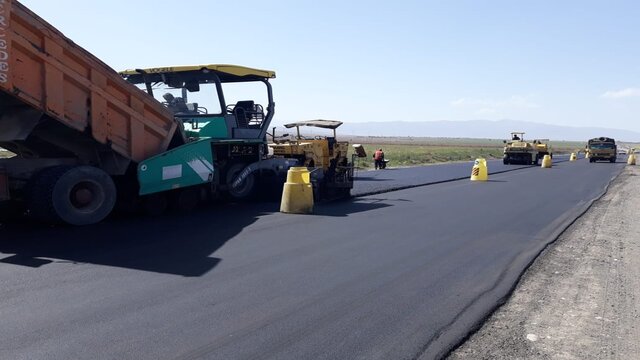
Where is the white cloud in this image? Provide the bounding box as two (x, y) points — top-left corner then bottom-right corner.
(601, 88), (640, 99)
(450, 95), (539, 115)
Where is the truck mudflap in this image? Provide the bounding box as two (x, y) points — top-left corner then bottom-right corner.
(231, 158), (299, 189)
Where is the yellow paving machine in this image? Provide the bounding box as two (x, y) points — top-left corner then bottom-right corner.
(503, 132), (552, 165)
(270, 120), (361, 200)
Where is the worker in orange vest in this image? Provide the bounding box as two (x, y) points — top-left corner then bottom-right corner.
(373, 148), (385, 170)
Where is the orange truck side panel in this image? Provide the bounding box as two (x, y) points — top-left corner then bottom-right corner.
(0, 0), (177, 163)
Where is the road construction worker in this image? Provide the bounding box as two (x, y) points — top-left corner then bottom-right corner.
(163, 93), (189, 114)
(373, 148), (385, 170)
(512, 134), (520, 140)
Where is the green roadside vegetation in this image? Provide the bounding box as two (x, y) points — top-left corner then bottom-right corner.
(345, 136), (586, 169)
(355, 144), (504, 168)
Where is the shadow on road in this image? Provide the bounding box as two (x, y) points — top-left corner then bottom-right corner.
(354, 176), (393, 182)
(0, 202), (276, 277)
(0, 196), (396, 276)
(315, 198), (394, 216)
(0, 254), (53, 267)
(589, 160), (626, 164)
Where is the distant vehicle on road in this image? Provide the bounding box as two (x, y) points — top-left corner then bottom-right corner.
(503, 132), (552, 165)
(586, 137), (617, 163)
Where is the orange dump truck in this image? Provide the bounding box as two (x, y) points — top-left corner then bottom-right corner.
(0, 1), (289, 226)
(0, 0), (182, 224)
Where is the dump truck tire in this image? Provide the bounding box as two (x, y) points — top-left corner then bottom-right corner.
(28, 165), (116, 225)
(226, 163), (256, 200)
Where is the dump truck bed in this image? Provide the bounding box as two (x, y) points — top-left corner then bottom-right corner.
(0, 0), (177, 164)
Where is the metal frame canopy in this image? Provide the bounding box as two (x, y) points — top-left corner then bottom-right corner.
(510, 131), (525, 141)
(284, 120), (344, 139)
(120, 64), (276, 84)
(589, 137), (615, 143)
(120, 64), (277, 141)
(284, 120), (343, 129)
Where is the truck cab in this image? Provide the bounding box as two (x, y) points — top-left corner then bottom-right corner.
(587, 137), (617, 163)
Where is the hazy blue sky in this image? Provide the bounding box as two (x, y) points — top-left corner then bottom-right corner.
(21, 0), (640, 132)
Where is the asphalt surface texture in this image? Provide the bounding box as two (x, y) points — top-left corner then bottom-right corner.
(353, 154), (570, 196)
(449, 164), (640, 359)
(0, 156), (623, 360)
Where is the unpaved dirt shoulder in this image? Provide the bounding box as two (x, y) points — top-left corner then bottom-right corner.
(448, 166), (640, 360)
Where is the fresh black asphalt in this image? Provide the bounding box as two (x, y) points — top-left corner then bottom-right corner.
(353, 154), (570, 196)
(0, 157), (624, 360)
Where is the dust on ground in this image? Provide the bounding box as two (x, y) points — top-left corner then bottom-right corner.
(448, 165), (640, 360)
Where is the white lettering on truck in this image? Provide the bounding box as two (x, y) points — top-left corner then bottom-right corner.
(0, 0), (8, 84)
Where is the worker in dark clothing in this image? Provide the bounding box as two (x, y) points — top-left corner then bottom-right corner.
(373, 148), (385, 170)
(163, 93), (189, 114)
(512, 134), (520, 140)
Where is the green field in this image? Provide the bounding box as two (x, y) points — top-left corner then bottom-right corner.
(345, 136), (586, 168)
(355, 144), (504, 168)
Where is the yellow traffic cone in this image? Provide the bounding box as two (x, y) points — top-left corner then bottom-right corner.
(541, 154), (552, 168)
(569, 153), (577, 161)
(470, 158), (488, 181)
(628, 154), (636, 165)
(280, 167), (314, 214)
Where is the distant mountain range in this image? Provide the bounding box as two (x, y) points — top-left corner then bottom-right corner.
(330, 120), (640, 142)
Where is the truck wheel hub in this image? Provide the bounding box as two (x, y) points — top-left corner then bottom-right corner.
(71, 183), (96, 208)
